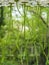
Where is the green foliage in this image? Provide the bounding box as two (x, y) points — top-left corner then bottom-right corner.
(0, 3), (49, 65)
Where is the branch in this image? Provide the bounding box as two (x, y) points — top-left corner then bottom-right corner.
(30, 10), (48, 28)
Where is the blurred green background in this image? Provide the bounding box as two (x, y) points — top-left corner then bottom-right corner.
(0, 0), (49, 65)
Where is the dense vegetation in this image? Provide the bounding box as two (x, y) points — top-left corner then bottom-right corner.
(0, 1), (49, 65)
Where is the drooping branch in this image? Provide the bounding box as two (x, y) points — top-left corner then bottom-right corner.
(40, 15), (48, 28)
(30, 10), (48, 28)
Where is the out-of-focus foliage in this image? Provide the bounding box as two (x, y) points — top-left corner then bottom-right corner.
(0, 1), (49, 65)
